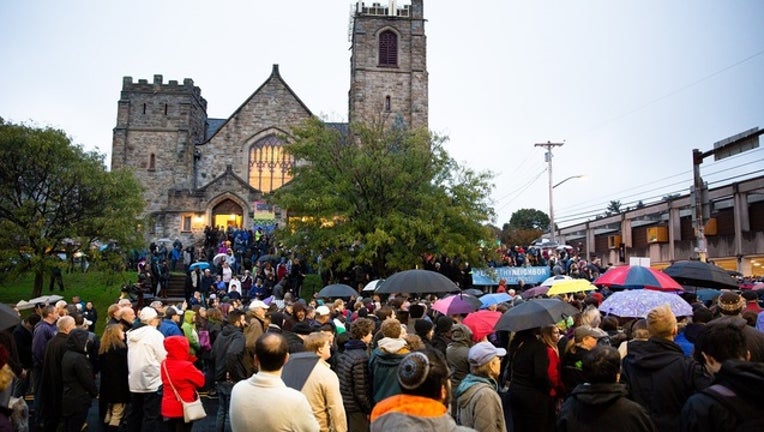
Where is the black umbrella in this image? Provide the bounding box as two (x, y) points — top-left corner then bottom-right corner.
(663, 260), (739, 290)
(0, 303), (21, 330)
(317, 284), (358, 298)
(256, 254), (281, 264)
(463, 288), (484, 297)
(376, 269), (460, 294)
(494, 299), (578, 332)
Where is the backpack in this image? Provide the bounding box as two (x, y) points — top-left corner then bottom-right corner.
(701, 384), (764, 432)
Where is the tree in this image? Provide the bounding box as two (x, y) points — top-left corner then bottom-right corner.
(606, 200), (622, 215)
(500, 208), (548, 248)
(0, 119), (145, 297)
(270, 118), (495, 278)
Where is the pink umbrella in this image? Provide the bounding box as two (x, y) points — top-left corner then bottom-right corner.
(594, 265), (682, 292)
(432, 294), (481, 316)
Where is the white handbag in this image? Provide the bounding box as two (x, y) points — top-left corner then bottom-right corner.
(163, 362), (207, 423)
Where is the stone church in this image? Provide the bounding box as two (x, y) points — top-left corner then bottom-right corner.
(111, 0), (428, 245)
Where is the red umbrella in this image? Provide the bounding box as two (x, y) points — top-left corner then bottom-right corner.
(594, 265), (682, 292)
(462, 310), (502, 342)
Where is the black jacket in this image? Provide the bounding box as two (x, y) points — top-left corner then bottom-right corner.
(680, 360), (764, 432)
(98, 345), (130, 403)
(335, 339), (373, 414)
(40, 331), (69, 419)
(211, 323), (246, 382)
(61, 329), (98, 416)
(621, 337), (712, 432)
(558, 382), (656, 432)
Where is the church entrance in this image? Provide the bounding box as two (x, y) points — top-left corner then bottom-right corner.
(211, 199), (244, 228)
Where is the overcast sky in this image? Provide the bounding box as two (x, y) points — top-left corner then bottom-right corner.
(2, 0), (762, 228)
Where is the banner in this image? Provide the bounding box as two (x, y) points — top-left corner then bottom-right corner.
(472, 266), (551, 286)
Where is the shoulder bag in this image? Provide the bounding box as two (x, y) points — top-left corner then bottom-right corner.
(162, 361), (207, 423)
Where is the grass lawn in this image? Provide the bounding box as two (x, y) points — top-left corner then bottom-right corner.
(0, 270), (134, 336)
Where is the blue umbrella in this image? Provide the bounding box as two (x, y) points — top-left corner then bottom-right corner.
(189, 261), (210, 271)
(480, 293), (513, 309)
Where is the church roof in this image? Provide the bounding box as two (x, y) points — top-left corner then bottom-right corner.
(205, 118), (226, 140)
(199, 64), (313, 145)
(325, 122), (349, 136)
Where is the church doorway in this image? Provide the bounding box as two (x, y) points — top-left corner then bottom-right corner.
(211, 199), (244, 228)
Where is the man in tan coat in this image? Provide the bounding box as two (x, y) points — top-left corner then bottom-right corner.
(283, 332), (347, 432)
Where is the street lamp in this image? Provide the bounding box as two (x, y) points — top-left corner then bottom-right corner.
(550, 174), (586, 242)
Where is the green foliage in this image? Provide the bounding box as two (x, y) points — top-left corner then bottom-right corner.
(507, 208), (549, 231)
(270, 118), (495, 277)
(0, 119), (145, 297)
(606, 200), (622, 215)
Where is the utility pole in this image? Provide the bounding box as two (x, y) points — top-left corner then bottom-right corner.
(535, 141), (565, 243)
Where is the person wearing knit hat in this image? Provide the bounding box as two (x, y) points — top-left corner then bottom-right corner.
(414, 319), (435, 348)
(370, 349), (472, 432)
(706, 291), (764, 362)
(431, 315), (453, 356)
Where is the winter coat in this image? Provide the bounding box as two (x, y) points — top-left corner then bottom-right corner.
(455, 374), (506, 432)
(369, 337), (410, 404)
(446, 324), (473, 391)
(283, 352), (347, 432)
(621, 337), (712, 432)
(370, 394), (475, 432)
(126, 322), (167, 393)
(211, 323), (246, 382)
(680, 360), (764, 432)
(561, 345), (588, 395)
(39, 330), (68, 419)
(181, 311), (201, 355)
(61, 329), (98, 416)
(158, 318), (183, 338)
(160, 336), (205, 419)
(335, 339), (373, 414)
(98, 345), (130, 403)
(557, 382), (656, 432)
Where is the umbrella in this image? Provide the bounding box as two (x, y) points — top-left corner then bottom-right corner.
(363, 279), (383, 292)
(16, 300), (34, 311)
(213, 253), (228, 264)
(547, 279), (597, 296)
(520, 285), (550, 299)
(376, 269), (460, 294)
(463, 310), (502, 341)
(189, 261), (210, 271)
(0, 304), (20, 330)
(464, 288), (485, 297)
(540, 275), (572, 286)
(480, 293), (513, 309)
(599, 290), (692, 318)
(432, 294), (481, 316)
(694, 288), (722, 303)
(663, 260), (739, 290)
(27, 294), (63, 305)
(317, 284), (358, 298)
(154, 238), (172, 244)
(257, 254), (280, 264)
(594, 265), (682, 292)
(495, 299), (578, 332)
(754, 282), (764, 291)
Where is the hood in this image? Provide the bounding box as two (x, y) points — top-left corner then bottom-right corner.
(66, 329), (90, 353)
(378, 337), (409, 354)
(570, 382), (629, 406)
(717, 359), (764, 401)
(450, 324), (473, 345)
(627, 337), (684, 370)
(709, 315), (747, 330)
(164, 335), (192, 360)
(127, 323), (156, 343)
(455, 373), (497, 399)
(183, 310), (195, 324)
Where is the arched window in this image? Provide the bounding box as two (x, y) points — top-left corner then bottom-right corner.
(248, 135), (294, 193)
(378, 30), (398, 67)
(148, 153), (156, 171)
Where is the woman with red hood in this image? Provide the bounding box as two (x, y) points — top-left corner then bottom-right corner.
(160, 335), (205, 432)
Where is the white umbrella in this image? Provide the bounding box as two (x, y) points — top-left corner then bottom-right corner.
(363, 279), (383, 292)
(540, 275), (572, 287)
(16, 300), (34, 311)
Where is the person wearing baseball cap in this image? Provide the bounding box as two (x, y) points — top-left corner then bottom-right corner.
(125, 307), (167, 431)
(455, 342), (507, 432)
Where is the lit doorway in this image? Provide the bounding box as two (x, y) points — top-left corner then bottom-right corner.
(211, 199), (243, 228)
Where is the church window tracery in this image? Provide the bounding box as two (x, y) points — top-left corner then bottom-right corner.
(248, 135), (293, 193)
(379, 30), (398, 67)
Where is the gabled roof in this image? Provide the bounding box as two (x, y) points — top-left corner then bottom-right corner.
(199, 64), (313, 145)
(197, 164), (260, 194)
(205, 118), (226, 140)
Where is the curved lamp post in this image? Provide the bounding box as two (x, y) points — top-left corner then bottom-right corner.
(550, 174), (586, 242)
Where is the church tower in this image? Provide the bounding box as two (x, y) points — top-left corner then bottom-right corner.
(349, 0), (428, 129)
